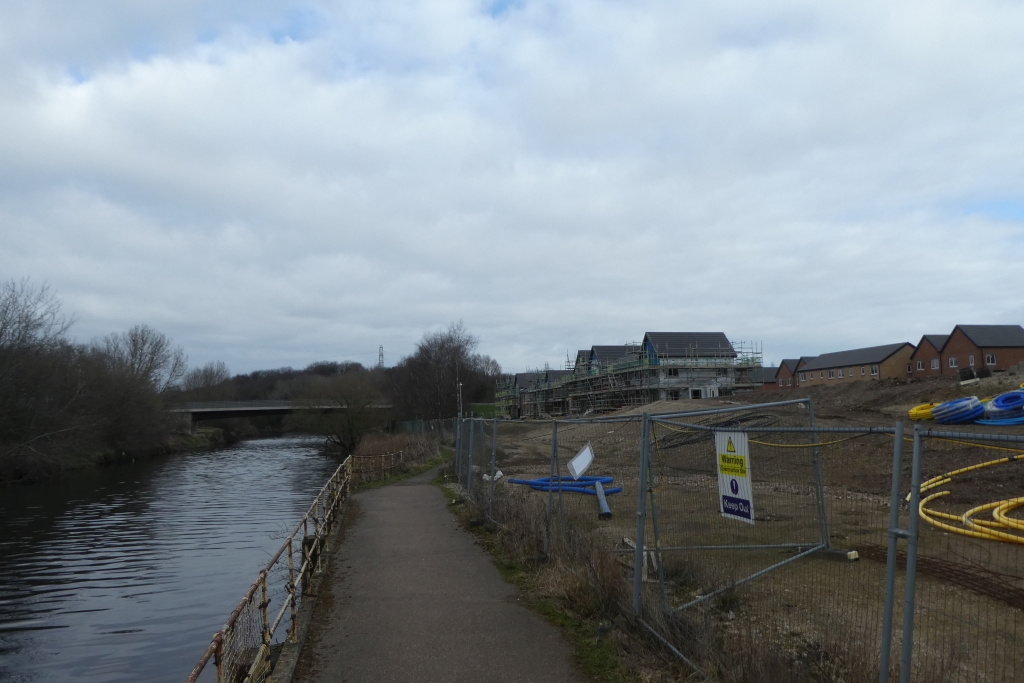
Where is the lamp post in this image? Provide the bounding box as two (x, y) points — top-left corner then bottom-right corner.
(458, 382), (463, 418)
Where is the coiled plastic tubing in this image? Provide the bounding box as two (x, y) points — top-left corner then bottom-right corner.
(978, 390), (1024, 423)
(908, 403), (939, 421)
(931, 396), (985, 424)
(507, 475), (623, 496)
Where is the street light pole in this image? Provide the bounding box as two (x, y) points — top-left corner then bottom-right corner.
(458, 382), (463, 418)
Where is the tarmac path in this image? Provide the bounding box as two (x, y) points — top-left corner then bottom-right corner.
(292, 468), (585, 683)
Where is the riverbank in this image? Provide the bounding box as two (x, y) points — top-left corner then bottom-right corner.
(0, 437), (342, 683)
(0, 426), (229, 486)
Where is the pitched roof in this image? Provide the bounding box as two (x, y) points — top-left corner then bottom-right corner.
(514, 370), (572, 391)
(956, 324), (1024, 348)
(757, 366), (779, 382)
(780, 358), (800, 373)
(590, 345), (636, 363)
(642, 332), (736, 358)
(799, 343), (913, 371)
(919, 334), (949, 351)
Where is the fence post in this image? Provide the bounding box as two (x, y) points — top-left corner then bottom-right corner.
(489, 418), (497, 519)
(214, 635), (224, 683)
(646, 420), (668, 609)
(633, 412), (651, 616)
(544, 420), (556, 557)
(467, 418), (475, 496)
(455, 418), (462, 485)
(260, 572), (270, 645)
(554, 422), (565, 547)
(898, 425), (924, 683)
(288, 536), (297, 642)
(878, 421), (905, 683)
(806, 398), (832, 548)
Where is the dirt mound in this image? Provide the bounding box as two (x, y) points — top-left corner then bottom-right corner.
(607, 371), (1024, 427)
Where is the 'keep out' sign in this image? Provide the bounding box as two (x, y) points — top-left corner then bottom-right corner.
(715, 432), (754, 525)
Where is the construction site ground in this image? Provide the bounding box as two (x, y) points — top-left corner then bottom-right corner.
(476, 373), (1024, 681)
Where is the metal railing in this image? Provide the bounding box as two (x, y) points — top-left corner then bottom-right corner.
(350, 451), (404, 483)
(449, 401), (1024, 682)
(183, 456), (352, 683)
(172, 401), (298, 410)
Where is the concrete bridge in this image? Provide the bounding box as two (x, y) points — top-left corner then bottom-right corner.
(166, 400), (391, 432)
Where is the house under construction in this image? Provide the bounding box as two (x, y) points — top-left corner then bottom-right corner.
(496, 332), (763, 419)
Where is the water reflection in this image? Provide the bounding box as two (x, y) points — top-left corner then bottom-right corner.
(0, 438), (338, 683)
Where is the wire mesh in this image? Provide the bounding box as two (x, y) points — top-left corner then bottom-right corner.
(641, 404), (897, 679)
(905, 432), (1024, 682)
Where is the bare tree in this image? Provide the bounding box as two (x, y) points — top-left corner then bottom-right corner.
(182, 361), (231, 392)
(96, 324), (187, 393)
(297, 369), (388, 456)
(390, 321), (492, 420)
(0, 279), (72, 351)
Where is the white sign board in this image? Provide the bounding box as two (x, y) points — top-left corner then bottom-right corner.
(567, 442), (594, 480)
(714, 432), (754, 524)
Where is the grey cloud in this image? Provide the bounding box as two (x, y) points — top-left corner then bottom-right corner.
(1, 0), (1023, 373)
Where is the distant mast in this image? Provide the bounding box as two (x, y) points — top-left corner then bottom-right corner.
(378, 345), (384, 369)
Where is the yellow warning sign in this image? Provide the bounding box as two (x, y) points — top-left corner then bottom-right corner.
(718, 453), (747, 476)
(726, 437), (735, 453)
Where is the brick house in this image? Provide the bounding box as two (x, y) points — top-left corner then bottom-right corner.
(939, 325), (1024, 374)
(797, 343), (915, 386)
(758, 366), (779, 390)
(774, 359), (800, 389)
(909, 335), (948, 376)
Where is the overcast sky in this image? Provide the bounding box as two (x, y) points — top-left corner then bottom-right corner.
(2, 1), (1023, 373)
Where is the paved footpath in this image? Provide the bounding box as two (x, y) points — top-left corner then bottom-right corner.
(293, 469), (585, 683)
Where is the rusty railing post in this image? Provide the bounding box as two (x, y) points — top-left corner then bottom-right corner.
(260, 572), (270, 644)
(214, 633), (224, 683)
(288, 537), (297, 642)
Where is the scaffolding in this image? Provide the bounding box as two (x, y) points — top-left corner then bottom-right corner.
(499, 341), (763, 419)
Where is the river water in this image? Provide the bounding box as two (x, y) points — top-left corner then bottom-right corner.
(0, 437), (340, 683)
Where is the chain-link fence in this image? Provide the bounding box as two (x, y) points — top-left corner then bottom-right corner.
(900, 427), (1024, 683)
(449, 400), (1024, 682)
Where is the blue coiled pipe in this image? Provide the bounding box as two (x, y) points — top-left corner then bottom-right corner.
(981, 390), (1024, 421)
(976, 415), (1024, 426)
(507, 475), (623, 496)
(932, 397), (984, 424)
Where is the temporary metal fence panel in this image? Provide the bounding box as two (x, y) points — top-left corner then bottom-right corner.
(444, 408), (1024, 683)
(889, 427), (1024, 683)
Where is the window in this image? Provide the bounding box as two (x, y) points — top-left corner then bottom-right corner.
(870, 365), (879, 376)
(667, 368), (679, 377)
(949, 357), (958, 368)
(828, 369), (835, 379)
(787, 378), (792, 386)
(986, 354), (996, 365)
(969, 354), (975, 367)
(850, 367), (855, 377)
(917, 360), (924, 371)
(931, 358), (939, 370)
(907, 364), (913, 373)
(820, 371), (824, 379)
(861, 366), (866, 375)
(838, 368), (844, 378)
(778, 379), (784, 386)
(799, 372), (806, 381)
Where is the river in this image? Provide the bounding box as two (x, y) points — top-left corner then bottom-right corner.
(0, 437), (340, 683)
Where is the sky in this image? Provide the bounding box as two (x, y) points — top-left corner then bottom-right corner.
(2, 0), (1023, 374)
